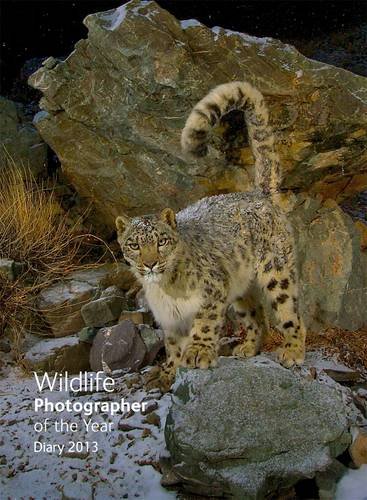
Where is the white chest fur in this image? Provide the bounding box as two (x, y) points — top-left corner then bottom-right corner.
(143, 282), (202, 333)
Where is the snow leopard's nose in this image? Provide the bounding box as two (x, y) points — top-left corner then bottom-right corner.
(144, 260), (158, 270)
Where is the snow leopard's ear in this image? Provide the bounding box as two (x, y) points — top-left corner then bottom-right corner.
(160, 208), (176, 229)
(115, 215), (130, 234)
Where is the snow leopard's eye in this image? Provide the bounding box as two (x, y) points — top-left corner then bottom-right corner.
(128, 242), (139, 250)
(158, 238), (168, 247)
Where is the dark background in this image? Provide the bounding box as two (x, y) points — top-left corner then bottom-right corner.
(1, 0), (366, 97)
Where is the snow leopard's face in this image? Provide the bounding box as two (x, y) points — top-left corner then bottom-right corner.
(116, 208), (179, 282)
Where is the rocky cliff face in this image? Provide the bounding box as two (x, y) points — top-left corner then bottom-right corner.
(29, 0), (367, 228)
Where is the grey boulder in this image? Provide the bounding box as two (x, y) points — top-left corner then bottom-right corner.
(164, 356), (351, 499)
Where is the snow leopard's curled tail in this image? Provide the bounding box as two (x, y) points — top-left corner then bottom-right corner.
(181, 81), (281, 195)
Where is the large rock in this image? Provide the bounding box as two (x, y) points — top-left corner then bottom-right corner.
(29, 0), (367, 228)
(0, 96), (47, 176)
(290, 195), (367, 331)
(37, 263), (134, 337)
(164, 356), (351, 499)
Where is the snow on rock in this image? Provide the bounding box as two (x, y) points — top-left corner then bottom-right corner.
(211, 25), (271, 45)
(180, 19), (202, 29)
(98, 4), (128, 31)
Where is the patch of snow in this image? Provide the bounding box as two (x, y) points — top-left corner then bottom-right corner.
(25, 336), (79, 363)
(335, 465), (367, 500)
(0, 368), (176, 499)
(211, 26), (271, 46)
(33, 110), (49, 124)
(101, 5), (128, 31)
(212, 26), (221, 41)
(180, 19), (202, 29)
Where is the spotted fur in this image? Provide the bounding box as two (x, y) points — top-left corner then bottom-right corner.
(116, 81), (306, 392)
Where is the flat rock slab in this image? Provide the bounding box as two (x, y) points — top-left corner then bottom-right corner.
(25, 336), (91, 373)
(164, 356), (351, 499)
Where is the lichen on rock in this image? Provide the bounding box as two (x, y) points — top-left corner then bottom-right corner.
(164, 356), (352, 498)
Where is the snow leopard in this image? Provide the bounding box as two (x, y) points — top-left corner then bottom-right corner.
(116, 81), (306, 391)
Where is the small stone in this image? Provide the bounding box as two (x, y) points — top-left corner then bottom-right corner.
(89, 321), (147, 372)
(37, 279), (97, 337)
(141, 401), (158, 415)
(119, 310), (153, 326)
(111, 434), (125, 447)
(139, 325), (164, 364)
(0, 259), (15, 281)
(36, 264), (135, 337)
(118, 422), (143, 432)
(0, 340), (11, 353)
(143, 412), (161, 428)
(78, 326), (99, 344)
(101, 285), (126, 299)
(81, 295), (126, 327)
(141, 428), (152, 438)
(42, 56), (59, 69)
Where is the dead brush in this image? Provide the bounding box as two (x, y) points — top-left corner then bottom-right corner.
(0, 166), (82, 280)
(0, 164), (109, 361)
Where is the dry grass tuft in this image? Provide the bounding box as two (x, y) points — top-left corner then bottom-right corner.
(0, 166), (82, 280)
(263, 326), (367, 374)
(306, 327), (367, 373)
(0, 165), (105, 360)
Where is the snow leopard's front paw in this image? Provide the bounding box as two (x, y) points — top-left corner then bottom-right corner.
(232, 340), (258, 358)
(143, 364), (175, 393)
(182, 342), (218, 369)
(277, 342), (305, 368)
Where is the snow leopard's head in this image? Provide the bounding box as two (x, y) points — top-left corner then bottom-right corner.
(116, 208), (179, 283)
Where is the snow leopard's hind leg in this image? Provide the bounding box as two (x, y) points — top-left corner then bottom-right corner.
(232, 292), (266, 358)
(257, 255), (306, 367)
